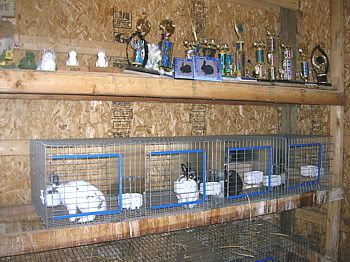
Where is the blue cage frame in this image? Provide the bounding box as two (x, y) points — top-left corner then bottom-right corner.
(287, 143), (323, 190)
(148, 149), (207, 209)
(226, 146), (273, 199)
(49, 153), (123, 220)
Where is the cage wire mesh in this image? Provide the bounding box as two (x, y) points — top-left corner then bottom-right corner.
(0, 218), (321, 262)
(30, 135), (333, 228)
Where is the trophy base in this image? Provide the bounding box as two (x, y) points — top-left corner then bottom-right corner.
(316, 74), (328, 84)
(126, 66), (160, 76)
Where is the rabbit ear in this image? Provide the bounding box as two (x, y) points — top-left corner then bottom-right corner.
(52, 174), (60, 185)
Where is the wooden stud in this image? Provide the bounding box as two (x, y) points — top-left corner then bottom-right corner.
(326, 0), (345, 260)
(279, 6), (298, 233)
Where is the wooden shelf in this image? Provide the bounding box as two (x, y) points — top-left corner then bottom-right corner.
(0, 70), (346, 106)
(0, 187), (343, 257)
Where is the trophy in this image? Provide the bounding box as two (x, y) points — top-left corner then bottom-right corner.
(234, 22), (245, 77)
(266, 31), (277, 80)
(280, 43), (293, 80)
(217, 44), (229, 75)
(126, 18), (151, 67)
(253, 42), (266, 79)
(298, 47), (310, 82)
(200, 39), (217, 57)
(235, 41), (245, 77)
(311, 45), (329, 83)
(159, 19), (175, 71)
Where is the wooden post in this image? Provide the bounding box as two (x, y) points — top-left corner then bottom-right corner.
(326, 0), (344, 260)
(279, 7), (298, 233)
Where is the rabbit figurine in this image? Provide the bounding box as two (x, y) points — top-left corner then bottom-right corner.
(96, 51), (108, 67)
(66, 50), (79, 66)
(37, 49), (56, 71)
(44, 175), (107, 223)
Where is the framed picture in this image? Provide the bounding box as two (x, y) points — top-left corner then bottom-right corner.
(173, 57), (194, 79)
(194, 56), (222, 82)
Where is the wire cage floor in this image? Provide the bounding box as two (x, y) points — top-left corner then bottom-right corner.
(0, 218), (320, 262)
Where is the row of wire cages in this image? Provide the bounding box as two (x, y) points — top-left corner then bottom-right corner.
(0, 217), (321, 261)
(30, 134), (333, 228)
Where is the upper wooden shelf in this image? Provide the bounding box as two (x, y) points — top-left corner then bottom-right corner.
(0, 69), (345, 106)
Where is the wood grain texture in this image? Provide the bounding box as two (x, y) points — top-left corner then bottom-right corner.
(0, 187), (343, 257)
(0, 70), (345, 105)
(325, 0), (345, 260)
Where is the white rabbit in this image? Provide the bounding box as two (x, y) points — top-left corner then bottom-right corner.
(44, 175), (107, 223)
(37, 49), (57, 71)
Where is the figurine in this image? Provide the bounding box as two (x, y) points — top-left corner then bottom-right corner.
(66, 50), (79, 67)
(96, 51), (108, 68)
(0, 49), (16, 69)
(145, 43), (161, 71)
(37, 49), (56, 71)
(18, 51), (37, 70)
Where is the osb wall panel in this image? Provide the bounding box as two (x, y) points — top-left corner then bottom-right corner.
(297, 0), (331, 68)
(297, 105), (330, 135)
(15, 0), (193, 65)
(206, 105), (281, 135)
(0, 100), (113, 140)
(0, 99), (113, 206)
(205, 1), (279, 66)
(129, 103), (193, 137)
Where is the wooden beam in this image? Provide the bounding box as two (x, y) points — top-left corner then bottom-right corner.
(279, 7), (298, 232)
(345, 53), (350, 65)
(326, 0), (345, 260)
(0, 188), (343, 257)
(0, 70), (345, 105)
(261, 0), (299, 10)
(234, 0), (299, 11)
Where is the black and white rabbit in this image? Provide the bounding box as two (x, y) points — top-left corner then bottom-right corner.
(224, 169), (243, 197)
(174, 162), (199, 207)
(44, 175), (107, 223)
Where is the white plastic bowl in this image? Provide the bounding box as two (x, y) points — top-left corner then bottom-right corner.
(244, 171), (264, 185)
(122, 193), (143, 210)
(263, 175), (282, 187)
(200, 182), (221, 196)
(300, 165), (324, 177)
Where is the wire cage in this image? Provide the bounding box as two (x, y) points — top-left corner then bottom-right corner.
(285, 135), (333, 194)
(0, 218), (321, 262)
(30, 135), (332, 228)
